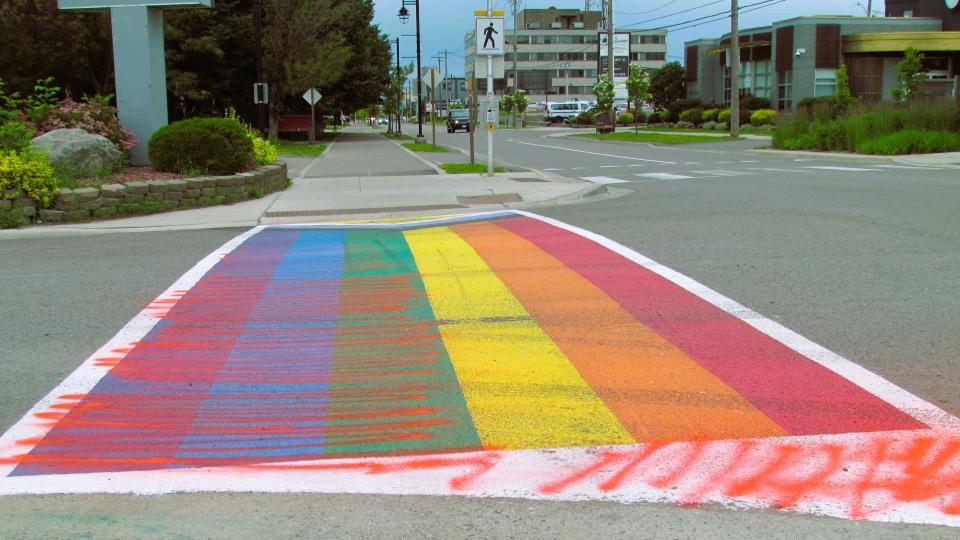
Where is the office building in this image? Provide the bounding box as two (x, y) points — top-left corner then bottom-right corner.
(464, 7), (668, 103)
(685, 12), (960, 111)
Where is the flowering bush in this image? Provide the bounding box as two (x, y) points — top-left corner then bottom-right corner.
(0, 149), (58, 207)
(224, 108), (278, 165)
(38, 96), (138, 155)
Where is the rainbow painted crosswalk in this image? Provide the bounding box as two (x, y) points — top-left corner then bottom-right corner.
(2, 212), (932, 478)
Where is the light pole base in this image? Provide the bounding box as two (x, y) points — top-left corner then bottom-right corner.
(415, 135), (426, 144)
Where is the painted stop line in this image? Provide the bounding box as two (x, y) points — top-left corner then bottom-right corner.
(1, 211), (959, 526)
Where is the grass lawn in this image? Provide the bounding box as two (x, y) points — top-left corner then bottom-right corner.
(275, 139), (331, 157)
(439, 163), (507, 174)
(571, 132), (735, 144)
(403, 143), (447, 152)
(382, 132), (414, 140)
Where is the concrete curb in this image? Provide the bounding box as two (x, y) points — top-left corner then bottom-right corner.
(750, 148), (960, 168)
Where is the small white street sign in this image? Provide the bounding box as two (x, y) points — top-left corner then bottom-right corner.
(476, 17), (504, 56)
(303, 88), (322, 106)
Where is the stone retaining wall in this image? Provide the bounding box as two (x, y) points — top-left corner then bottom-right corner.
(7, 162), (288, 224)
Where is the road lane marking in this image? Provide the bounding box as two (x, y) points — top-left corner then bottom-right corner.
(688, 170), (753, 177)
(874, 164), (943, 170)
(580, 176), (632, 184)
(804, 166), (880, 172)
(508, 140), (676, 164)
(634, 172), (695, 180)
(745, 167), (811, 173)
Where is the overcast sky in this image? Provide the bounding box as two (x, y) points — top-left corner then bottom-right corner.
(371, 0), (886, 76)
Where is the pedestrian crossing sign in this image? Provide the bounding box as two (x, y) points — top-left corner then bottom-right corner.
(476, 17), (504, 56)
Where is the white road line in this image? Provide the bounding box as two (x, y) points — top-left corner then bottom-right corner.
(745, 167), (810, 173)
(635, 172), (695, 180)
(543, 168), (564, 171)
(793, 158), (817, 162)
(508, 140), (676, 164)
(629, 164), (647, 167)
(688, 170), (753, 177)
(804, 166), (881, 172)
(684, 162), (700, 165)
(739, 160), (761, 163)
(875, 164), (943, 170)
(599, 165), (619, 168)
(580, 176), (633, 184)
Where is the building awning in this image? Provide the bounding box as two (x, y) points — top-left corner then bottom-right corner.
(843, 32), (960, 54)
(706, 41), (771, 55)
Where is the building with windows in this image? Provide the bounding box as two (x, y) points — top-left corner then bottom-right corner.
(464, 7), (667, 103)
(685, 14), (960, 111)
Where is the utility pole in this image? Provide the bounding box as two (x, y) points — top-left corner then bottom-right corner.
(470, 76), (476, 164)
(431, 63), (437, 147)
(511, 0), (521, 128)
(607, 0), (615, 131)
(867, 0), (873, 17)
(730, 0), (740, 138)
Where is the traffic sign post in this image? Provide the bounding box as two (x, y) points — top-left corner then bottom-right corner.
(303, 88), (322, 145)
(477, 4), (503, 177)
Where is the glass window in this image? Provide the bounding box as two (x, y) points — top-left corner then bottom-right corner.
(814, 68), (836, 98)
(778, 70), (793, 111)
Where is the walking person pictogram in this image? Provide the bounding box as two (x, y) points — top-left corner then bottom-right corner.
(483, 22), (498, 49)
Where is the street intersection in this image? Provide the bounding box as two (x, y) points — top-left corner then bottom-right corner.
(2, 128), (959, 537)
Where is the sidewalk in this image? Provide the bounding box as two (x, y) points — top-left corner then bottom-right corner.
(3, 127), (598, 235)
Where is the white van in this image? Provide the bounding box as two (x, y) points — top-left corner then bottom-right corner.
(545, 101), (592, 123)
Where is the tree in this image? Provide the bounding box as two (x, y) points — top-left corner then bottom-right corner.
(648, 62), (686, 112)
(0, 1), (113, 98)
(164, 0), (257, 121)
(892, 48), (927, 104)
(512, 89), (529, 126)
(625, 64), (650, 113)
(592, 74), (615, 116)
(383, 62), (413, 134)
(833, 64), (857, 114)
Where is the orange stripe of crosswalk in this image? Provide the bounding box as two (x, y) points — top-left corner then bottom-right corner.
(452, 221), (788, 442)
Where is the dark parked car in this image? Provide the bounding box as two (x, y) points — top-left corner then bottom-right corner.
(447, 109), (470, 133)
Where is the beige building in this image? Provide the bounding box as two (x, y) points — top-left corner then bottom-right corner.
(465, 7), (668, 103)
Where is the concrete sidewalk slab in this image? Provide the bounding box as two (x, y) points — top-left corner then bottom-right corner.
(307, 126), (438, 177)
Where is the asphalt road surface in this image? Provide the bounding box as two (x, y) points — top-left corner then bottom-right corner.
(1, 129), (958, 538)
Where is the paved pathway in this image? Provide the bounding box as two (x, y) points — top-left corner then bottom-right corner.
(301, 127), (437, 177)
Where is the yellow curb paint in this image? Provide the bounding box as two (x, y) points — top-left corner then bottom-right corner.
(404, 226), (635, 450)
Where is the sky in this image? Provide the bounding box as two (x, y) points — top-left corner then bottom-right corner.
(371, 0), (887, 77)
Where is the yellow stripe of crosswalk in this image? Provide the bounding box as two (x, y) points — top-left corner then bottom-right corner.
(404, 226), (635, 450)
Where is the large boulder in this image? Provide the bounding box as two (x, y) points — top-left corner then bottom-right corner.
(32, 128), (122, 178)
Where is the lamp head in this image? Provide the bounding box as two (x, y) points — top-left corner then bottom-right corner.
(398, 6), (410, 23)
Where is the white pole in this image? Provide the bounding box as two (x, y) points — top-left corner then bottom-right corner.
(487, 0), (494, 177)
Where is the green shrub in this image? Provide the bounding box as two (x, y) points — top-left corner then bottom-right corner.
(0, 208), (27, 229)
(0, 120), (34, 152)
(647, 112), (662, 124)
(701, 108), (719, 123)
(149, 118), (253, 175)
(666, 98), (702, 123)
(717, 109), (731, 124)
(741, 95), (771, 111)
(631, 110), (648, 123)
(857, 129), (960, 155)
(617, 112), (635, 124)
(679, 108), (704, 125)
(775, 100), (960, 152)
(750, 109), (777, 126)
(252, 136), (278, 165)
(571, 111), (596, 126)
(0, 149), (58, 207)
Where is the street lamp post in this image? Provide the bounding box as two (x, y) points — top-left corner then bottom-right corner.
(399, 1), (426, 143)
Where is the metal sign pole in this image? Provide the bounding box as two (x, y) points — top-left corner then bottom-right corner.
(487, 1), (494, 177)
(431, 67), (437, 147)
